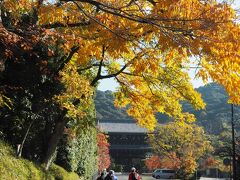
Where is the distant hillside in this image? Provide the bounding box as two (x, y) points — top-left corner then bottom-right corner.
(184, 83), (239, 134)
(95, 83), (240, 134)
(95, 90), (133, 123)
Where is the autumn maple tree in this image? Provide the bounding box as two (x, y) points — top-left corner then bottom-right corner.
(0, 0), (240, 170)
(37, 0), (240, 129)
(203, 156), (217, 169)
(148, 122), (212, 177)
(97, 131), (110, 172)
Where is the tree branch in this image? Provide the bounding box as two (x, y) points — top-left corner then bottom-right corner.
(42, 21), (90, 29)
(73, 2), (130, 41)
(77, 63), (101, 73)
(90, 63), (128, 86)
(90, 46), (105, 86)
(55, 45), (79, 75)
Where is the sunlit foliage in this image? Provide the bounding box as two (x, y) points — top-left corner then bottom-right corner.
(148, 122), (212, 176)
(1, 0), (240, 171)
(1, 0), (240, 131)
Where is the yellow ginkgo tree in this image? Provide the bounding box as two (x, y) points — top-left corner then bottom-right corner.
(0, 0), (240, 169)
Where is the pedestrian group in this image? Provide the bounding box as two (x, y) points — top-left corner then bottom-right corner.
(96, 167), (141, 180)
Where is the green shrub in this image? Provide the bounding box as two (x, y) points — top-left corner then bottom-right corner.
(56, 126), (98, 180)
(56, 100), (98, 180)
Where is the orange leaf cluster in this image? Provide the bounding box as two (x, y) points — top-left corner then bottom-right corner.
(145, 155), (161, 170)
(97, 132), (110, 172)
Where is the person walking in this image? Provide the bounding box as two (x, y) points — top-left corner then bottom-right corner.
(96, 169), (107, 180)
(128, 167), (140, 180)
(104, 170), (118, 180)
(96, 172), (105, 180)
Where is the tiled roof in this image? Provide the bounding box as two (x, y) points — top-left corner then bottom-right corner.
(98, 122), (148, 133)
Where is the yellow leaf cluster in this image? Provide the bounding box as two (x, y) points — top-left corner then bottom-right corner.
(54, 63), (93, 119)
(114, 50), (205, 129)
(0, 95), (12, 109)
(3, 0), (36, 23)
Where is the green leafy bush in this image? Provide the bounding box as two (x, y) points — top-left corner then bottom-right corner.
(56, 101), (98, 179)
(56, 125), (98, 179)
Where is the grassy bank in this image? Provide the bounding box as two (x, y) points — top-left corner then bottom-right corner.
(0, 140), (81, 180)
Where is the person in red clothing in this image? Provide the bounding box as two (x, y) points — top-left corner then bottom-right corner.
(128, 167), (141, 180)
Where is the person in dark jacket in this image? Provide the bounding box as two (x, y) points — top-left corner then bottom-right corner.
(96, 169), (107, 180)
(104, 170), (118, 180)
(96, 172), (105, 180)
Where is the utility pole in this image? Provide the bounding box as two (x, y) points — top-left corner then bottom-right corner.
(231, 104), (237, 180)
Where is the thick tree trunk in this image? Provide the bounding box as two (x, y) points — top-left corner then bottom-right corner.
(42, 111), (67, 170)
(42, 94), (81, 171)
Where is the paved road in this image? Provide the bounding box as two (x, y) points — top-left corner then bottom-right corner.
(113, 173), (229, 180)
(115, 173), (175, 180)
